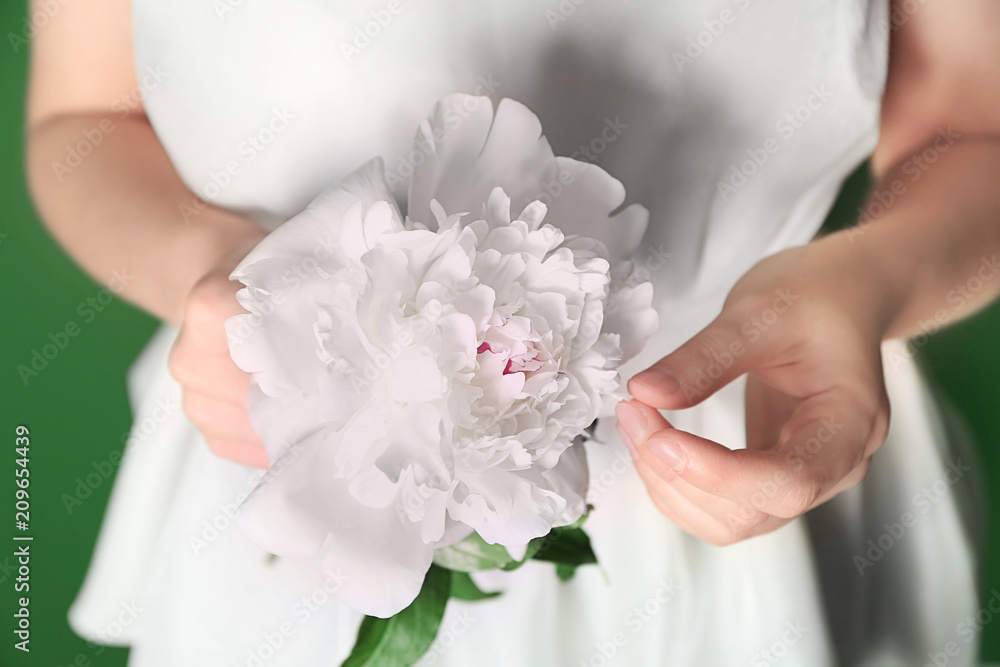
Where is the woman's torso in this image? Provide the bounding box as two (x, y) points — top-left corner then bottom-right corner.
(104, 4), (935, 666)
(134, 0), (888, 357)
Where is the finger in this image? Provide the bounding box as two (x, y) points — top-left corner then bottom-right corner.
(744, 373), (800, 452)
(633, 425), (778, 537)
(619, 397), (773, 526)
(191, 272), (248, 317)
(169, 343), (253, 405)
(814, 455), (871, 505)
(204, 436), (270, 469)
(182, 392), (265, 446)
(614, 399), (673, 458)
(621, 400), (788, 543)
(633, 456), (741, 545)
(180, 276), (249, 352)
(634, 457), (790, 545)
(643, 388), (886, 519)
(628, 314), (768, 410)
(636, 437), (769, 529)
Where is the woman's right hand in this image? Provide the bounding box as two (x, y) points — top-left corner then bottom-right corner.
(168, 233), (271, 469)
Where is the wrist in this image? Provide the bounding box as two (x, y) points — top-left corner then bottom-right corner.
(201, 216), (267, 276)
(837, 140), (1000, 341)
(813, 229), (908, 344)
(168, 210), (266, 326)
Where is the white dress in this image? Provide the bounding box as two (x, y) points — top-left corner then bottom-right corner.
(70, 1), (981, 665)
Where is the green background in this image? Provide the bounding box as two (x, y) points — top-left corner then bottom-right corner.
(1, 2), (998, 665)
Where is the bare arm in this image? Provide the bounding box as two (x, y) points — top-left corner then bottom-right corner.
(620, 0), (1000, 546)
(861, 0), (1000, 339)
(25, 0), (263, 327)
(25, 0), (268, 466)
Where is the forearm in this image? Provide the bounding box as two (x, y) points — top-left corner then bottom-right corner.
(839, 135), (1000, 341)
(26, 113), (264, 326)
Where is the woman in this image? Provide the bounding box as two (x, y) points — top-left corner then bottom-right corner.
(26, 0), (1000, 664)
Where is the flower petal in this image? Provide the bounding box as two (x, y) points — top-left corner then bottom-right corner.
(408, 95), (649, 263)
(388, 347), (446, 403)
(604, 281), (659, 362)
(237, 431), (437, 618)
(232, 157), (401, 284)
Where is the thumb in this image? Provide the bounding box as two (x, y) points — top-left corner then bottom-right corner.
(628, 316), (763, 410)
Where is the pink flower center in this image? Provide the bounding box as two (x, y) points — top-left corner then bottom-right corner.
(477, 342), (544, 375)
(475, 317), (551, 379)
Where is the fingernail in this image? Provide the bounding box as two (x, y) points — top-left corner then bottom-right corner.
(649, 439), (685, 471)
(632, 367), (680, 394)
(615, 402), (646, 457)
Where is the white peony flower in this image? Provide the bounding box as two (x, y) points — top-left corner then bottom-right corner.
(227, 95), (658, 618)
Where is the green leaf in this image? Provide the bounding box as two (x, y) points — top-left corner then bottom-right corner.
(498, 539), (543, 571)
(449, 570), (502, 601)
(555, 563), (578, 582)
(340, 564), (451, 667)
(529, 526), (598, 568)
(432, 532), (521, 572)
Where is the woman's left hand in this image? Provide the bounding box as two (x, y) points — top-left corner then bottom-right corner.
(615, 231), (893, 545)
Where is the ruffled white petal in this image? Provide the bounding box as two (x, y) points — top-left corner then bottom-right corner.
(238, 431), (439, 618)
(408, 95), (649, 263)
(229, 95), (659, 617)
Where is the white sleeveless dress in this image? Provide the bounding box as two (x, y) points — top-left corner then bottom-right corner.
(70, 1), (981, 665)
